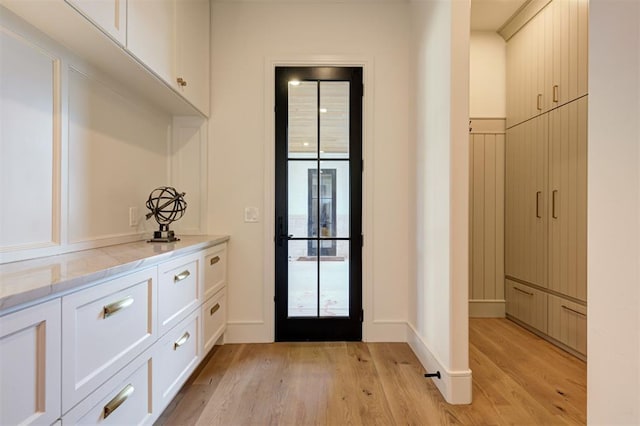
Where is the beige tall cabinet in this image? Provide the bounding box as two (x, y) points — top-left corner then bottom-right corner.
(502, 0), (588, 359)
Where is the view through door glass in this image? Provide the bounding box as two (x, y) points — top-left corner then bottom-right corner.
(275, 67), (363, 341)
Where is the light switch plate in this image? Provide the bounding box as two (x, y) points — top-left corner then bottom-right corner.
(244, 207), (259, 223)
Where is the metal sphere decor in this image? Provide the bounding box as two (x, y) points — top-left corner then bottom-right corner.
(145, 186), (187, 243)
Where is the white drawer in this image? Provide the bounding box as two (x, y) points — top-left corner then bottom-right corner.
(202, 243), (226, 300)
(202, 289), (226, 353)
(548, 294), (587, 355)
(154, 308), (202, 409)
(158, 253), (201, 335)
(62, 268), (157, 412)
(63, 347), (155, 425)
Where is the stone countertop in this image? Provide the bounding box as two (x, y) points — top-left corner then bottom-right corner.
(0, 235), (229, 314)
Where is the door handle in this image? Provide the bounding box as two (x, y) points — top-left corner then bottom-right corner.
(277, 216), (293, 246)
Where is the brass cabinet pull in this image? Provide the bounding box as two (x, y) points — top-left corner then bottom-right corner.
(103, 384), (134, 419)
(536, 191), (542, 218)
(174, 331), (190, 350)
(552, 190), (558, 219)
(210, 256), (220, 266)
(553, 85), (559, 103)
(103, 296), (134, 318)
(176, 77), (187, 87)
(561, 304), (586, 317)
(174, 270), (191, 282)
(537, 94), (542, 111)
(513, 286), (534, 296)
(210, 303), (220, 316)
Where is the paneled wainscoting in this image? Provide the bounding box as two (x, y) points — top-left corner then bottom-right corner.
(156, 318), (586, 425)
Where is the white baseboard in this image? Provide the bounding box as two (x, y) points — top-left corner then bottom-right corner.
(364, 320), (408, 342)
(469, 299), (506, 318)
(406, 323), (472, 405)
(224, 321), (272, 344)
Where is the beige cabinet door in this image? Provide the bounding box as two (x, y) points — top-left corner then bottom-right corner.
(505, 115), (548, 288)
(548, 97), (587, 301)
(551, 0), (589, 107)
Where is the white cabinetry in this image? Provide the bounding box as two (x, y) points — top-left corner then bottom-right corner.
(158, 252), (201, 335)
(0, 240), (227, 424)
(0, 299), (61, 426)
(127, 0), (210, 115)
(61, 268), (158, 412)
(154, 308), (202, 409)
(63, 347), (155, 425)
(65, 0), (127, 46)
(127, 0), (176, 85)
(175, 0), (210, 115)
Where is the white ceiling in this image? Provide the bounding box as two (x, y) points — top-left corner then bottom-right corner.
(471, 0), (529, 31)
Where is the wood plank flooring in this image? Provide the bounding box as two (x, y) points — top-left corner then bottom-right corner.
(155, 319), (586, 425)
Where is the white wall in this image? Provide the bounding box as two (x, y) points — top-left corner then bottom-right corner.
(208, 0), (411, 343)
(0, 9), (172, 263)
(588, 0), (640, 423)
(408, 0), (472, 404)
(469, 31), (506, 118)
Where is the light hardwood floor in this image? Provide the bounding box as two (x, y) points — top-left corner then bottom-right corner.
(156, 319), (586, 425)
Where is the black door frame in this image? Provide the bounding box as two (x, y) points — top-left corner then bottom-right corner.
(274, 66), (363, 341)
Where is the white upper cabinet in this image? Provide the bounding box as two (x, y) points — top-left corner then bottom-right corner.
(65, 0), (127, 46)
(176, 0), (210, 115)
(127, 0), (210, 116)
(127, 0), (177, 86)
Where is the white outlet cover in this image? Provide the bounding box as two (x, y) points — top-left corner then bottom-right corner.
(244, 207), (259, 223)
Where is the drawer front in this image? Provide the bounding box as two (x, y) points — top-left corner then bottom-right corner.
(548, 294), (587, 355)
(202, 289), (226, 353)
(0, 299), (61, 426)
(63, 347), (154, 425)
(62, 268), (157, 412)
(506, 279), (548, 332)
(158, 253), (201, 335)
(202, 243), (226, 300)
(154, 308), (201, 408)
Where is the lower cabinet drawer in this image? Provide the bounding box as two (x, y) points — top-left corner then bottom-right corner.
(202, 289), (226, 353)
(548, 294), (587, 355)
(158, 253), (201, 335)
(154, 308), (202, 409)
(62, 268), (157, 412)
(506, 279), (548, 332)
(63, 347), (155, 425)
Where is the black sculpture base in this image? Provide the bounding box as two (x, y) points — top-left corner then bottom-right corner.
(147, 229), (180, 243)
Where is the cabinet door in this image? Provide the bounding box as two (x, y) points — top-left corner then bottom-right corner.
(0, 299), (61, 426)
(548, 97), (587, 301)
(66, 0), (127, 46)
(551, 0), (588, 106)
(176, 0), (210, 116)
(127, 0), (176, 85)
(510, 27), (527, 126)
(505, 115), (548, 288)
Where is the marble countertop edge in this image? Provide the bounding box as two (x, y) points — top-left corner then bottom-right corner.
(0, 235), (229, 315)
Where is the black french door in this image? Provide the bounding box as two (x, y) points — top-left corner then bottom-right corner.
(275, 66), (363, 341)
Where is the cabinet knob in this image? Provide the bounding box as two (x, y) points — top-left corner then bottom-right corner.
(177, 77), (187, 87)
